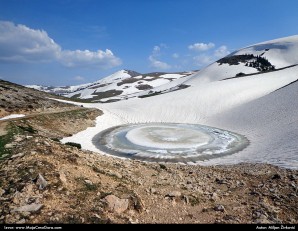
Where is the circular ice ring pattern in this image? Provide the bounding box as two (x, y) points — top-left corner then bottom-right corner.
(92, 123), (249, 163)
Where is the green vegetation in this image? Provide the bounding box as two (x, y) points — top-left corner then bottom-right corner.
(218, 54), (275, 72)
(159, 164), (167, 170)
(188, 195), (201, 206)
(0, 126), (15, 158)
(75, 177), (99, 191)
(65, 142), (82, 149)
(84, 182), (98, 191)
(246, 55), (275, 72)
(138, 91), (162, 98)
(236, 72), (246, 77)
(17, 125), (36, 134)
(0, 124), (27, 159)
(51, 138), (60, 142)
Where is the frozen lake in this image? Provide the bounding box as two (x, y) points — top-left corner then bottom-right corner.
(92, 123), (249, 163)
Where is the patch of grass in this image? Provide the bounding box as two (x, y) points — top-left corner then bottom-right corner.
(75, 177), (99, 191)
(85, 183), (98, 191)
(65, 142), (81, 149)
(130, 192), (144, 212)
(189, 195), (201, 206)
(17, 125), (36, 134)
(159, 164), (167, 170)
(0, 124), (22, 158)
(51, 138), (60, 142)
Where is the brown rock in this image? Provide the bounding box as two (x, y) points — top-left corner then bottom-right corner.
(84, 179), (93, 185)
(43, 141), (51, 147)
(12, 203), (43, 213)
(0, 188), (5, 197)
(4, 143), (15, 149)
(14, 136), (24, 142)
(36, 174), (48, 190)
(12, 191), (21, 204)
(10, 153), (25, 159)
(104, 195), (129, 214)
(59, 172), (67, 184)
(214, 204), (225, 212)
(166, 191), (182, 198)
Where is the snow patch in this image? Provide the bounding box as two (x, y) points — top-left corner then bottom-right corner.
(0, 114), (25, 121)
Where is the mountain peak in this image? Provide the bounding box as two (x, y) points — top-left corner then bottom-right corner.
(123, 69), (141, 77)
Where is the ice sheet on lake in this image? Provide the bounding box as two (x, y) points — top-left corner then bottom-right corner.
(93, 123), (249, 163)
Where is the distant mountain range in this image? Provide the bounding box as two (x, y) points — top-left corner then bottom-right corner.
(26, 70), (196, 103)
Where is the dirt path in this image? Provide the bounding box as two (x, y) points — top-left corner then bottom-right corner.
(0, 107), (85, 136)
(0, 107), (83, 123)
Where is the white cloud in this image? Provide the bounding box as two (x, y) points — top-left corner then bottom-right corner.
(153, 45), (161, 55)
(0, 21), (122, 69)
(188, 42), (215, 52)
(73, 76), (85, 81)
(148, 45), (171, 70)
(0, 21), (60, 62)
(149, 55), (171, 70)
(214, 45), (230, 58)
(172, 53), (179, 59)
(193, 55), (214, 67)
(189, 43), (230, 67)
(59, 49), (121, 68)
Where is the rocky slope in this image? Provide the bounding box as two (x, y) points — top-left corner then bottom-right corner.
(0, 100), (297, 224)
(0, 80), (77, 118)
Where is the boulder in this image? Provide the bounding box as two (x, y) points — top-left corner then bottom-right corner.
(12, 203), (43, 213)
(214, 204), (225, 212)
(36, 174), (48, 190)
(104, 195), (129, 214)
(166, 191), (182, 198)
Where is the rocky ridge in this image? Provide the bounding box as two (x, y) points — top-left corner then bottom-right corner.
(0, 80), (297, 224)
(0, 108), (297, 224)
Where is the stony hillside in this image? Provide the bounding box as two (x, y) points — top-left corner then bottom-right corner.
(0, 112), (297, 224)
(0, 80), (77, 118)
(0, 81), (297, 224)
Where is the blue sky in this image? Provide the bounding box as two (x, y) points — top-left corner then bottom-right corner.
(0, 0), (297, 86)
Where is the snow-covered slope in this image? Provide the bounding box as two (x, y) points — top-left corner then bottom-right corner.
(26, 70), (133, 96)
(65, 70), (194, 102)
(207, 79), (298, 169)
(27, 70), (195, 102)
(26, 82), (93, 95)
(62, 35), (298, 169)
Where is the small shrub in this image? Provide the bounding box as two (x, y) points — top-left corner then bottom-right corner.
(17, 125), (36, 134)
(159, 164), (167, 170)
(65, 142), (81, 149)
(189, 195), (200, 206)
(85, 183), (98, 191)
(236, 72), (246, 77)
(51, 138), (60, 142)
